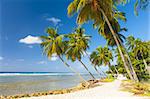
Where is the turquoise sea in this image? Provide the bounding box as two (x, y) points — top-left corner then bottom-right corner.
(0, 72), (100, 96)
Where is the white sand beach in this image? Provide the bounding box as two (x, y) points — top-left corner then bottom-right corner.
(24, 80), (149, 99)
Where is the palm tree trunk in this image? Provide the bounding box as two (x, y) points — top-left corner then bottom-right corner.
(108, 62), (114, 75)
(126, 54), (139, 81)
(117, 35), (139, 82)
(85, 51), (103, 78)
(143, 59), (148, 70)
(98, 67), (107, 78)
(58, 56), (87, 82)
(143, 59), (150, 75)
(113, 65), (119, 75)
(94, 66), (104, 78)
(79, 60), (95, 79)
(100, 9), (134, 81)
(140, 50), (150, 75)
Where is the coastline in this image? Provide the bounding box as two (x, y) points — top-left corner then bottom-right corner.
(1, 79), (149, 99)
(25, 80), (149, 99)
(0, 73), (100, 96)
(0, 79), (100, 99)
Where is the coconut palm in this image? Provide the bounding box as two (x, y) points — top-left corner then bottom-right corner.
(70, 27), (100, 74)
(129, 51), (150, 81)
(126, 36), (138, 51)
(65, 27), (95, 79)
(99, 18), (127, 47)
(114, 0), (149, 15)
(126, 36), (149, 67)
(67, 0), (136, 81)
(117, 47), (150, 81)
(126, 36), (150, 75)
(97, 16), (139, 81)
(40, 27), (86, 82)
(103, 22), (139, 81)
(107, 32), (126, 47)
(90, 51), (108, 78)
(90, 46), (115, 75)
(99, 17), (139, 81)
(133, 40), (150, 74)
(90, 51), (106, 77)
(83, 46), (104, 78)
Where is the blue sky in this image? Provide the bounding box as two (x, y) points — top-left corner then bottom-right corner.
(0, 0), (149, 72)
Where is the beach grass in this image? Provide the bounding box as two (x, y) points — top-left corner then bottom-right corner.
(120, 80), (150, 96)
(99, 75), (115, 82)
(99, 78), (115, 82)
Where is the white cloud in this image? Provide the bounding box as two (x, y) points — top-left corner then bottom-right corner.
(46, 17), (61, 26)
(0, 56), (3, 60)
(49, 53), (58, 61)
(19, 35), (42, 44)
(37, 61), (47, 64)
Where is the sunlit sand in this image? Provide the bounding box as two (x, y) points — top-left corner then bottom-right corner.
(25, 80), (149, 99)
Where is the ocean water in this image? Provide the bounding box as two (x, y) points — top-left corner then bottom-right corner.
(0, 72), (100, 96)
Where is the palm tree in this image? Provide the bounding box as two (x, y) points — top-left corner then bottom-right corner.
(101, 19), (127, 47)
(40, 27), (86, 82)
(72, 28), (102, 77)
(89, 51), (107, 77)
(133, 41), (150, 74)
(90, 46), (115, 75)
(114, 0), (150, 15)
(129, 51), (150, 81)
(65, 27), (95, 79)
(103, 22), (139, 81)
(107, 32), (126, 47)
(100, 18), (139, 81)
(126, 36), (150, 75)
(90, 51), (108, 78)
(126, 36), (138, 51)
(67, 0), (136, 81)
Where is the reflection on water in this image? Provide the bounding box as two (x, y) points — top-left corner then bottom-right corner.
(0, 74), (100, 96)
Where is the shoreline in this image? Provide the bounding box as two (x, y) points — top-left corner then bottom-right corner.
(27, 80), (149, 99)
(0, 79), (101, 99)
(1, 79), (149, 99)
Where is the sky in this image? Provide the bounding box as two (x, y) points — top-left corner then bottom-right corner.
(0, 0), (149, 73)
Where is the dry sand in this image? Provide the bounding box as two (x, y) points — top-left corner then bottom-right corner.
(23, 80), (149, 99)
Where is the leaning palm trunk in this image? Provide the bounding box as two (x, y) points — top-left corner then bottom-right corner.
(143, 59), (148, 71)
(140, 50), (150, 75)
(100, 9), (134, 81)
(79, 60), (95, 79)
(85, 51), (103, 78)
(94, 66), (104, 78)
(116, 35), (139, 82)
(125, 54), (139, 81)
(143, 59), (150, 75)
(98, 67), (107, 78)
(58, 56), (87, 82)
(108, 62), (114, 75)
(142, 55), (150, 75)
(113, 65), (119, 75)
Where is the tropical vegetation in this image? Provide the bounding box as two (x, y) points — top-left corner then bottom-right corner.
(40, 0), (149, 83)
(40, 27), (87, 82)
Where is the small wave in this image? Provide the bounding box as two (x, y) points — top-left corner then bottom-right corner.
(0, 73), (87, 76)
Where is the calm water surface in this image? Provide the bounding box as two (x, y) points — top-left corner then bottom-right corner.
(0, 73), (100, 96)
